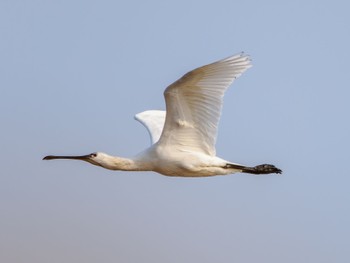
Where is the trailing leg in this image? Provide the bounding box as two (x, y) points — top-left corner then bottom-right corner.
(225, 163), (282, 175)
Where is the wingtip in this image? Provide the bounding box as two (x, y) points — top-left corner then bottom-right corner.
(239, 51), (248, 57)
(223, 52), (252, 64)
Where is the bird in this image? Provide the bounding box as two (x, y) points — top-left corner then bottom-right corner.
(43, 53), (282, 177)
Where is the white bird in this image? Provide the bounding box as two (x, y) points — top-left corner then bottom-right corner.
(43, 53), (282, 177)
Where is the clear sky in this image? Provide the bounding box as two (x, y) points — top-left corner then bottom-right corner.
(1, 0), (349, 262)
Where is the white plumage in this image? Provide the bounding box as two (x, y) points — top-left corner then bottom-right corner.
(134, 110), (165, 145)
(44, 53), (282, 177)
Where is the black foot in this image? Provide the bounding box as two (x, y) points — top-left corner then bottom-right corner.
(253, 164), (282, 174)
(241, 164), (282, 175)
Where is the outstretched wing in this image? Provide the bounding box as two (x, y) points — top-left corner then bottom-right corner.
(158, 53), (252, 156)
(134, 110), (166, 145)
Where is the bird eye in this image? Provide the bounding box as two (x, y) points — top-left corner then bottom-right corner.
(90, 153), (97, 158)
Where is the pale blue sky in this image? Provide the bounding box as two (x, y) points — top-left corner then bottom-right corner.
(1, 0), (350, 262)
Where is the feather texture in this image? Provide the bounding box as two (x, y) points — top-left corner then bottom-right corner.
(158, 53), (252, 156)
(135, 110), (166, 145)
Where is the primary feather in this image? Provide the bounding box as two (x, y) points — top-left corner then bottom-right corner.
(158, 53), (252, 156)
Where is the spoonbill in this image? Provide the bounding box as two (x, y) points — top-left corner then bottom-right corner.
(43, 53), (282, 177)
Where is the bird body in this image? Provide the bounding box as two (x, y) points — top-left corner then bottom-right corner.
(135, 146), (239, 177)
(44, 53), (282, 177)
(73, 147), (241, 177)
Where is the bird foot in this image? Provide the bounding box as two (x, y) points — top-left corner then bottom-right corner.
(253, 164), (282, 174)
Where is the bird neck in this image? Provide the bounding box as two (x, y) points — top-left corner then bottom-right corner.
(97, 154), (148, 171)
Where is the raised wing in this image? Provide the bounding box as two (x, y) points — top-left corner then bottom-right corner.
(158, 53), (252, 156)
(134, 110), (166, 145)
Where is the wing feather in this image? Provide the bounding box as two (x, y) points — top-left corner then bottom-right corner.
(134, 110), (166, 145)
(157, 53), (252, 155)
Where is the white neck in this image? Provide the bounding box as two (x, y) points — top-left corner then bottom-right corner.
(93, 153), (151, 171)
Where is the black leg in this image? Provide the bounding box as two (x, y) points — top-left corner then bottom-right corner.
(225, 163), (282, 174)
(242, 164), (282, 174)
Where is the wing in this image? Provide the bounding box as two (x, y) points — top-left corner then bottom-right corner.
(158, 53), (252, 156)
(134, 110), (166, 145)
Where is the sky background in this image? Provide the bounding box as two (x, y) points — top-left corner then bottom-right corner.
(1, 0), (350, 262)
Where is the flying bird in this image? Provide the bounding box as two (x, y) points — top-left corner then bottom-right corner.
(43, 53), (282, 177)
